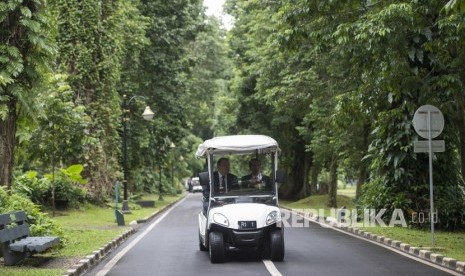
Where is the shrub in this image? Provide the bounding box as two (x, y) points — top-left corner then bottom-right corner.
(45, 164), (88, 208)
(0, 187), (66, 244)
(13, 164), (88, 208)
(14, 171), (50, 205)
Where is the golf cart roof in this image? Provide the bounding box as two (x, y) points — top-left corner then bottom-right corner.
(195, 135), (279, 158)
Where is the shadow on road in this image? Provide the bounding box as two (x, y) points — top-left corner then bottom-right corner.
(223, 247), (268, 263)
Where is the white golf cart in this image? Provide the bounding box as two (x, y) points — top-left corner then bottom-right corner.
(195, 135), (285, 263)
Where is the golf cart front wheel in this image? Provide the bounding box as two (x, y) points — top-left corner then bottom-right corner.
(270, 229), (285, 261)
(209, 231), (225, 263)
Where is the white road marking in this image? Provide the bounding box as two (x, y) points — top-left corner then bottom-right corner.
(287, 209), (462, 276)
(95, 196), (188, 276)
(263, 260), (283, 276)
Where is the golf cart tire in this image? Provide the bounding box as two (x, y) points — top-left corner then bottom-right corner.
(199, 232), (208, 251)
(209, 231), (225, 263)
(270, 229), (285, 261)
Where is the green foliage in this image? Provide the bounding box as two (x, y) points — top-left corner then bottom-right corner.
(52, 164), (88, 185)
(49, 0), (144, 199)
(45, 165), (87, 207)
(444, 0), (465, 13)
(13, 165), (87, 208)
(135, 0), (205, 143)
(13, 171), (50, 205)
(121, 0), (208, 197)
(183, 16), (232, 140)
(346, 1), (465, 230)
(227, 1), (296, 190)
(0, 0), (56, 189)
(0, 0), (56, 91)
(3, 0), (462, 234)
(6, 0), (216, 204)
(225, 0), (465, 228)
(19, 73), (87, 168)
(0, 186), (65, 243)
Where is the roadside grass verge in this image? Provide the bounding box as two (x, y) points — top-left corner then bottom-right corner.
(1, 268), (65, 276)
(1, 193), (184, 276)
(280, 194), (356, 217)
(280, 188), (465, 263)
(358, 226), (465, 262)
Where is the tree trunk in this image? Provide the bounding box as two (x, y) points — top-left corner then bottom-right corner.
(327, 154), (338, 208)
(290, 137), (308, 199)
(310, 161), (320, 195)
(0, 99), (18, 189)
(302, 152), (309, 197)
(356, 120), (370, 199)
(457, 98), (465, 182)
(355, 165), (367, 200)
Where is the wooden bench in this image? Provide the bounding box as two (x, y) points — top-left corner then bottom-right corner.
(0, 211), (60, 265)
(136, 200), (155, 208)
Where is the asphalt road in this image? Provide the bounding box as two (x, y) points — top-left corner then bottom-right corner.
(86, 193), (456, 276)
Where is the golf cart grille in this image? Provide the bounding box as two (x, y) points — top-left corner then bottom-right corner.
(210, 223), (278, 248)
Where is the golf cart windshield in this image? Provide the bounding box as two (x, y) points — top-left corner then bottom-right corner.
(195, 135), (281, 206)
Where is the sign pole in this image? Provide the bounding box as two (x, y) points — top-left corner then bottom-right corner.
(428, 110), (435, 247)
(413, 104), (444, 247)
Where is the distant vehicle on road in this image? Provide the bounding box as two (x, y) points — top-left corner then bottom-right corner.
(195, 135), (285, 263)
(191, 177), (202, 193)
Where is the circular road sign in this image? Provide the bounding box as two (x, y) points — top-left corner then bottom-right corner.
(412, 105), (444, 139)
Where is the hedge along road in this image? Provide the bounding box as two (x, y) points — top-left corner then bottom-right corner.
(86, 193), (457, 276)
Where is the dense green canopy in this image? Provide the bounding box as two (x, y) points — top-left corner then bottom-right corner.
(0, 0), (464, 229)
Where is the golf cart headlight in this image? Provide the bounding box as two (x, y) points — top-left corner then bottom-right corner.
(266, 211), (279, 225)
(213, 213), (229, 226)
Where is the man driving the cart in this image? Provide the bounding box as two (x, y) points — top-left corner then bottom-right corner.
(241, 158), (272, 191)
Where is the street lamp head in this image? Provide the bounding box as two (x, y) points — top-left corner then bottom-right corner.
(142, 106), (155, 121)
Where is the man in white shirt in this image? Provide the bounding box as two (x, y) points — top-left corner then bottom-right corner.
(241, 158), (272, 190)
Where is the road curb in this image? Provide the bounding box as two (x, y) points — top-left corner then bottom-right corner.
(62, 195), (186, 276)
(286, 208), (465, 275)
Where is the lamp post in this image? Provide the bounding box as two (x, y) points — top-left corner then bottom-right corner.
(158, 166), (163, 201)
(121, 94), (154, 213)
(179, 155), (184, 189)
(158, 147), (164, 201)
(170, 142), (175, 188)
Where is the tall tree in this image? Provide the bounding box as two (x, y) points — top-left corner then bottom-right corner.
(226, 0), (311, 199)
(50, 0), (147, 198)
(333, 1), (464, 228)
(182, 16), (231, 140)
(0, 0), (55, 189)
(124, 0), (204, 193)
(271, 1), (360, 204)
(426, 8), (465, 182)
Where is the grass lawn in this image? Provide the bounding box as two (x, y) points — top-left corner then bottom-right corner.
(280, 193), (356, 217)
(1, 193), (185, 276)
(279, 186), (465, 262)
(359, 226), (465, 262)
(337, 185), (356, 198)
(1, 268), (66, 276)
